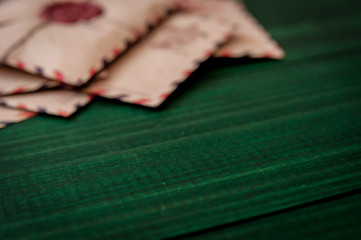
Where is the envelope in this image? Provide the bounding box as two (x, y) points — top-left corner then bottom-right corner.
(0, 106), (36, 129)
(0, 0), (177, 86)
(84, 13), (232, 107)
(0, 89), (92, 117)
(178, 0), (285, 59)
(0, 66), (59, 96)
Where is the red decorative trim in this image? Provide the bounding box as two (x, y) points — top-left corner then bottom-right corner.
(160, 93), (170, 99)
(88, 95), (95, 101)
(13, 87), (26, 94)
(219, 50), (231, 58)
(184, 70), (193, 77)
(172, 1), (183, 9)
(91, 89), (107, 96)
(224, 33), (232, 40)
(113, 47), (121, 57)
(18, 112), (36, 118)
(133, 99), (150, 105)
(134, 30), (142, 38)
(262, 52), (273, 59)
(205, 50), (214, 57)
(57, 110), (69, 117)
(16, 61), (25, 70)
(17, 103), (27, 110)
(155, 13), (164, 23)
(89, 67), (97, 76)
(54, 70), (64, 82)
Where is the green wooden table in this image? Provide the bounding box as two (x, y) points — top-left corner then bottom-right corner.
(1, 0), (361, 239)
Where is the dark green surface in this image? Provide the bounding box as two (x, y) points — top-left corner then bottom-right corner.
(1, 0), (361, 239)
(184, 191), (361, 240)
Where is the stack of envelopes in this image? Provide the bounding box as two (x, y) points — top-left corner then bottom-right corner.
(0, 0), (285, 129)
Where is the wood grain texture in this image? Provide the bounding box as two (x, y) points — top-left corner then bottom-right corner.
(180, 190), (361, 239)
(1, 0), (361, 239)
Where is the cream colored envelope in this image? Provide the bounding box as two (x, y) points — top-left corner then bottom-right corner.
(0, 89), (92, 117)
(84, 13), (232, 107)
(178, 0), (285, 59)
(0, 0), (177, 86)
(0, 66), (59, 96)
(0, 106), (36, 129)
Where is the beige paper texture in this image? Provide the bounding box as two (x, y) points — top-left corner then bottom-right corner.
(0, 89), (92, 117)
(84, 13), (232, 107)
(178, 0), (285, 59)
(0, 66), (59, 96)
(0, 106), (36, 129)
(0, 0), (177, 86)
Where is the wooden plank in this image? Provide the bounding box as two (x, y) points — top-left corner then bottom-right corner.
(177, 191), (361, 239)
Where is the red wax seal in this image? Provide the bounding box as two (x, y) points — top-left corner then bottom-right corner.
(40, 2), (103, 23)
